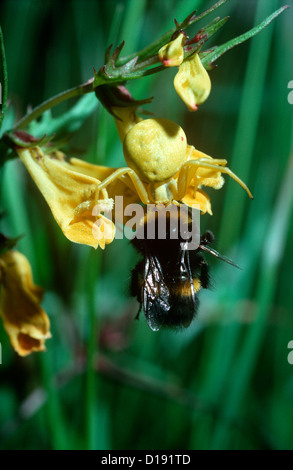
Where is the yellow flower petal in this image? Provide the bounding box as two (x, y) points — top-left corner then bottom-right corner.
(182, 188), (212, 215)
(91, 214), (116, 250)
(0, 251), (51, 356)
(17, 147), (115, 249)
(185, 145), (224, 189)
(174, 53), (211, 111)
(69, 158), (116, 180)
(69, 158), (140, 225)
(158, 33), (185, 67)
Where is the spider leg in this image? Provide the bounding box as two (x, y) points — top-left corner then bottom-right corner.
(176, 163), (195, 201)
(196, 157), (228, 166)
(178, 160), (253, 199)
(185, 146), (227, 166)
(135, 307), (142, 320)
(97, 167), (150, 204)
(176, 158), (211, 200)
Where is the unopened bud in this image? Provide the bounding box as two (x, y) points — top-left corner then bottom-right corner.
(174, 53), (211, 111)
(158, 33), (185, 67)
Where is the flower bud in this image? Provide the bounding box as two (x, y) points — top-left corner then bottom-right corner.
(158, 33), (185, 67)
(174, 53), (211, 111)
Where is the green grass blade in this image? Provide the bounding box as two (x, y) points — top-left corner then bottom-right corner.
(118, 0), (148, 55)
(211, 147), (293, 449)
(201, 5), (289, 67)
(217, 0), (281, 252)
(85, 249), (102, 450)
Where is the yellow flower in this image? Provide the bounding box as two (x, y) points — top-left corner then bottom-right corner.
(92, 115), (252, 213)
(0, 250), (51, 356)
(158, 33), (185, 67)
(174, 53), (211, 111)
(16, 116), (251, 251)
(68, 157), (140, 225)
(17, 147), (116, 249)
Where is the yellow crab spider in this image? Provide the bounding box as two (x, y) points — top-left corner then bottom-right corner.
(97, 118), (253, 206)
(175, 155), (253, 201)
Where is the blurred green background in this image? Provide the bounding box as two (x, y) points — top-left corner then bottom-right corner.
(0, 0), (293, 450)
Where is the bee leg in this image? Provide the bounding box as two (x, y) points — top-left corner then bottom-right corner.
(135, 305), (142, 320)
(130, 260), (144, 321)
(198, 256), (210, 289)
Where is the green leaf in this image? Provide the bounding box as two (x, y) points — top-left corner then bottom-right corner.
(14, 79), (94, 131)
(201, 5), (289, 69)
(4, 130), (54, 148)
(28, 93), (99, 137)
(185, 16), (230, 58)
(0, 26), (8, 133)
(116, 0), (229, 66)
(0, 94), (99, 166)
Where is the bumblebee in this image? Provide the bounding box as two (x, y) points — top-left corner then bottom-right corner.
(130, 211), (238, 331)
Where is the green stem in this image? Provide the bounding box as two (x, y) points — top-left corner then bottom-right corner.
(13, 60), (163, 132)
(8, 1), (231, 134)
(14, 78), (95, 131)
(40, 354), (68, 450)
(116, 0), (229, 66)
(134, 54), (160, 71)
(85, 249), (101, 450)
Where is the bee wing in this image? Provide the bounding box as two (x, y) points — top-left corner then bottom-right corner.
(142, 245), (198, 330)
(199, 244), (241, 269)
(142, 253), (171, 331)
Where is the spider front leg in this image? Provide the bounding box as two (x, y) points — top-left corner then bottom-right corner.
(176, 159), (253, 200)
(97, 167), (150, 204)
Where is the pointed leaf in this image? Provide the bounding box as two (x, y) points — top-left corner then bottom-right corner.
(116, 0), (229, 66)
(201, 6), (289, 68)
